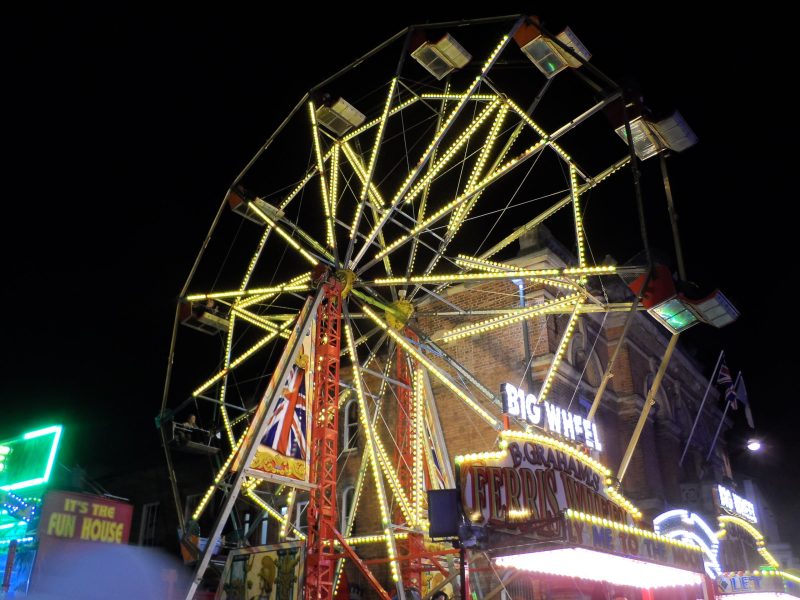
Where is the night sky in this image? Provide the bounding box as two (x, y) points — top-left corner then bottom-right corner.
(3, 7), (796, 552)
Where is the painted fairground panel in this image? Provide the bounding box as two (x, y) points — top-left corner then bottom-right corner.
(217, 541), (304, 600)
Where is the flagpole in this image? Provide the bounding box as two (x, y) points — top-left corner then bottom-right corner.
(705, 371), (741, 463)
(679, 350), (724, 467)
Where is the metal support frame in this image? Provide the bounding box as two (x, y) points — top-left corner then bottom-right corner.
(184, 289), (325, 600)
(394, 340), (423, 591)
(617, 332), (680, 482)
(305, 279), (344, 600)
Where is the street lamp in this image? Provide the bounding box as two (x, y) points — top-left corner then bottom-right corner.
(747, 439), (762, 452)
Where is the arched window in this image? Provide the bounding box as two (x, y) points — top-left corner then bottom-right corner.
(340, 486), (356, 532)
(342, 398), (359, 450)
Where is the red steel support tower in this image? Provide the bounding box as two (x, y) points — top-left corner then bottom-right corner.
(394, 337), (423, 591)
(305, 278), (344, 600)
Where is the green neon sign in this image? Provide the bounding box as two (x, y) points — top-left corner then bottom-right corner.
(0, 425), (62, 492)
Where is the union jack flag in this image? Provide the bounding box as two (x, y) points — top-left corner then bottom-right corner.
(261, 364), (308, 459)
(716, 354), (733, 387)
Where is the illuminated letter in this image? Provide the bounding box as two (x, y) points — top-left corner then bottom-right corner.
(502, 383), (520, 417)
(561, 409), (575, 440)
(545, 402), (561, 435)
(592, 423), (602, 451)
(526, 394), (539, 425)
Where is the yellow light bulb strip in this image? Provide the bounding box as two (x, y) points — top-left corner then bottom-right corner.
(309, 101), (334, 249)
(335, 532), (410, 547)
(482, 35), (510, 73)
(349, 78), (398, 244)
(505, 98), (573, 163)
(439, 295), (582, 343)
(230, 306), (291, 336)
(279, 489), (296, 539)
(247, 201), (320, 266)
(565, 510), (693, 545)
(186, 283), (309, 302)
(376, 354), (394, 400)
(402, 99), (500, 207)
(329, 143), (340, 232)
(478, 157), (631, 261)
(372, 266), (614, 286)
(352, 34), (510, 271)
(454, 254), (512, 272)
(244, 488), (307, 541)
(408, 82), (451, 275)
(538, 301), (583, 404)
(454, 450), (508, 464)
(407, 83), (448, 276)
(497, 430), (612, 477)
(367, 78), (397, 183)
(217, 313), (237, 448)
(236, 292), (276, 310)
(343, 321), (402, 581)
(361, 305), (500, 429)
(279, 170), (317, 211)
(191, 431), (247, 521)
(372, 424), (414, 524)
(570, 165), (585, 274)
(341, 97), (420, 142)
(192, 321), (291, 397)
(413, 367), (425, 526)
(781, 571), (800, 585)
(449, 104), (509, 233)
(717, 515), (766, 542)
(340, 141), (394, 276)
(420, 93), (497, 101)
(452, 257), (580, 291)
(288, 272), (313, 286)
(240, 226), (273, 292)
(605, 486), (643, 519)
(386, 82), (484, 208)
(758, 548), (780, 568)
(332, 451), (371, 596)
(374, 141), (547, 261)
(341, 142), (386, 207)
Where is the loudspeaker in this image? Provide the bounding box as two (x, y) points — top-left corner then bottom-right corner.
(427, 489), (459, 539)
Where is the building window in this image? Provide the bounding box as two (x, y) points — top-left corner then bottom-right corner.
(139, 502), (159, 546)
(340, 486), (356, 532)
(342, 398), (359, 450)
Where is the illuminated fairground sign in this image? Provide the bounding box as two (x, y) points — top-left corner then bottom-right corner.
(502, 383), (602, 450)
(38, 490), (133, 545)
(716, 484), (757, 524)
(457, 431), (705, 580)
(0, 425), (62, 493)
(654, 509), (721, 578)
(457, 430), (639, 532)
(716, 570), (800, 598)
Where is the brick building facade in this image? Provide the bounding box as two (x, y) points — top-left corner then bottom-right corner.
(322, 228), (738, 595)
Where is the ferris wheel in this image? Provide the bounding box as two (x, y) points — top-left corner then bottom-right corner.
(158, 15), (709, 600)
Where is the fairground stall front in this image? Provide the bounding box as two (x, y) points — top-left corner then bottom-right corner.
(1, 425), (62, 597)
(455, 384), (714, 600)
(653, 483), (800, 600)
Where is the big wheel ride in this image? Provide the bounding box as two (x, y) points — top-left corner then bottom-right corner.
(159, 15), (694, 600)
